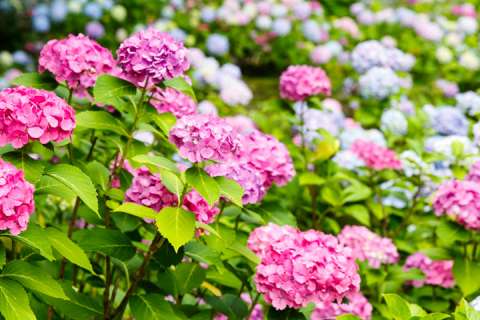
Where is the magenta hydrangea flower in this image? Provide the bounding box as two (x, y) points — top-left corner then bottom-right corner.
(279, 65), (331, 101)
(125, 167), (178, 211)
(433, 180), (480, 230)
(169, 114), (241, 163)
(466, 161), (480, 183)
(350, 139), (402, 170)
(248, 223), (299, 258)
(338, 225), (399, 269)
(240, 130), (295, 188)
(39, 34), (115, 93)
(0, 86), (76, 149)
(403, 252), (454, 288)
(116, 28), (190, 87)
(0, 159), (35, 235)
(254, 227), (360, 310)
(312, 292), (372, 320)
(206, 162), (267, 205)
(182, 190), (220, 224)
(150, 87), (196, 118)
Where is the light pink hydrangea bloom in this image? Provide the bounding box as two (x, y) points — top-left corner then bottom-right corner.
(0, 86), (76, 148)
(403, 252), (454, 288)
(254, 227), (360, 310)
(279, 65), (331, 101)
(182, 190), (220, 224)
(150, 87), (196, 118)
(433, 180), (480, 230)
(312, 292), (372, 320)
(224, 115), (257, 135)
(466, 161), (480, 183)
(169, 114), (241, 163)
(0, 159), (35, 235)
(350, 139), (402, 170)
(248, 223), (299, 257)
(338, 225), (399, 268)
(125, 167), (178, 211)
(116, 28), (190, 87)
(39, 34), (115, 93)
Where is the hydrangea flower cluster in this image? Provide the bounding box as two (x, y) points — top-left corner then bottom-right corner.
(0, 159), (35, 235)
(380, 109), (408, 136)
(338, 226), (399, 268)
(433, 180), (480, 230)
(247, 223), (299, 258)
(403, 253), (454, 288)
(359, 67), (400, 99)
(351, 40), (415, 73)
(455, 91), (480, 116)
(312, 292), (373, 320)
(466, 161), (480, 183)
(424, 105), (468, 136)
(350, 140), (402, 170)
(116, 28), (189, 87)
(182, 190), (220, 224)
(0, 86), (76, 148)
(279, 65), (331, 101)
(150, 87), (196, 118)
(254, 227), (360, 310)
(38, 34), (115, 93)
(169, 114), (241, 163)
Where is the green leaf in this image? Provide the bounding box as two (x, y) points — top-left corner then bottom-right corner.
(205, 294), (248, 320)
(0, 278), (36, 320)
(93, 74), (136, 111)
(336, 315), (361, 320)
(215, 177), (244, 207)
(156, 207), (196, 252)
(76, 111), (128, 136)
(454, 299), (480, 320)
(159, 170), (184, 200)
(185, 167), (220, 207)
(174, 263), (207, 295)
(228, 242), (260, 265)
(0, 247), (5, 269)
(11, 224), (54, 261)
(46, 228), (94, 273)
(2, 153), (44, 184)
(85, 161), (110, 191)
(114, 202), (158, 220)
(35, 175), (76, 202)
(1, 261), (67, 299)
(344, 204), (370, 226)
(321, 185), (342, 207)
(383, 294), (411, 320)
(436, 220), (470, 246)
(342, 180), (372, 204)
(267, 307), (306, 320)
(11, 72), (57, 90)
(132, 154), (179, 173)
(130, 294), (185, 320)
(45, 164), (99, 216)
(185, 241), (222, 266)
(421, 313), (450, 320)
(298, 172), (325, 186)
(72, 228), (135, 261)
(453, 258), (480, 296)
(163, 77), (196, 100)
(152, 113), (177, 135)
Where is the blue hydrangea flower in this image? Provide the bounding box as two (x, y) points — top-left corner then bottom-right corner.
(359, 67), (400, 99)
(425, 105), (469, 136)
(206, 34), (229, 56)
(456, 91), (480, 116)
(83, 2), (103, 20)
(169, 28), (187, 42)
(32, 15), (50, 32)
(272, 18), (291, 36)
(302, 20), (322, 43)
(50, 0), (68, 22)
(12, 51), (31, 65)
(201, 7), (216, 23)
(381, 109), (408, 135)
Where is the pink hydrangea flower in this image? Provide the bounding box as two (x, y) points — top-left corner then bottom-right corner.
(125, 167), (178, 212)
(403, 252), (454, 288)
(169, 114), (241, 163)
(248, 223), (299, 258)
(312, 292), (372, 320)
(38, 34), (115, 93)
(240, 130), (295, 188)
(350, 139), (402, 170)
(254, 227), (360, 310)
(182, 190), (220, 224)
(433, 180), (480, 230)
(466, 161), (480, 183)
(338, 225), (399, 269)
(0, 86), (76, 148)
(0, 159), (35, 235)
(224, 115), (257, 135)
(150, 87), (196, 118)
(279, 65), (331, 101)
(116, 28), (190, 87)
(206, 162), (267, 205)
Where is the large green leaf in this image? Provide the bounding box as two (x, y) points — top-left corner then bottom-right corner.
(453, 258), (480, 296)
(1, 261), (67, 299)
(72, 228), (135, 261)
(11, 224), (54, 261)
(152, 113), (176, 135)
(0, 278), (36, 320)
(174, 263), (207, 295)
(163, 77), (196, 100)
(35, 175), (76, 202)
(383, 294), (411, 320)
(2, 153), (44, 184)
(114, 202), (158, 220)
(11, 72), (57, 90)
(436, 220), (470, 246)
(46, 228), (93, 273)
(205, 294), (248, 320)
(155, 207), (196, 252)
(343, 204), (370, 226)
(185, 241), (222, 266)
(45, 164), (99, 216)
(215, 177), (243, 207)
(185, 167), (219, 207)
(93, 74), (136, 111)
(159, 170), (184, 200)
(131, 154), (179, 173)
(129, 294), (185, 320)
(76, 111), (128, 136)
(85, 161), (110, 191)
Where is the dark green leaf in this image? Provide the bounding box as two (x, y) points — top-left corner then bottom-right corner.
(205, 294), (248, 320)
(130, 294), (186, 320)
(174, 263), (207, 295)
(93, 74), (136, 111)
(76, 111), (128, 136)
(72, 228), (135, 261)
(267, 307), (306, 320)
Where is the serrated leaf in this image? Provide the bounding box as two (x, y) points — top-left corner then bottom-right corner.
(93, 74), (136, 111)
(175, 263), (207, 295)
(114, 202), (158, 220)
(0, 278), (36, 320)
(76, 111), (128, 136)
(46, 228), (93, 273)
(131, 154), (179, 173)
(45, 164), (99, 216)
(383, 294), (411, 320)
(11, 224), (54, 261)
(11, 72), (57, 90)
(35, 175), (76, 202)
(185, 167), (219, 207)
(72, 228), (135, 261)
(228, 242), (260, 265)
(85, 161), (110, 191)
(152, 113), (177, 135)
(453, 258), (480, 296)
(344, 204), (370, 226)
(215, 176), (243, 207)
(129, 294), (185, 320)
(159, 170), (184, 200)
(163, 77), (196, 100)
(155, 207), (196, 252)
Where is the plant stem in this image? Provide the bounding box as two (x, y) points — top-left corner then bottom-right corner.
(246, 293), (260, 319)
